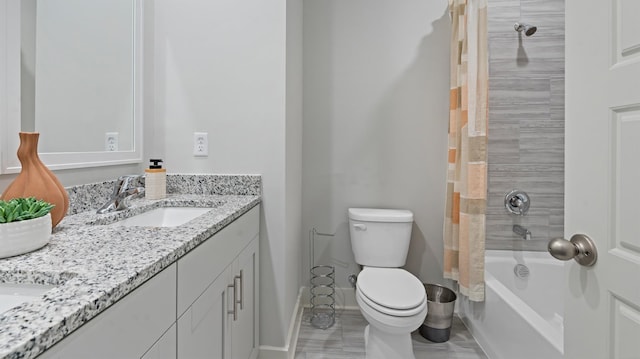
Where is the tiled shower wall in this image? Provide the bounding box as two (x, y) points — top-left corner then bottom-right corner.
(486, 0), (565, 251)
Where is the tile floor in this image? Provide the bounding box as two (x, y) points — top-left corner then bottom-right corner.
(295, 309), (488, 359)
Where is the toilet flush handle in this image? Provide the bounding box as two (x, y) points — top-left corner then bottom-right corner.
(353, 224), (367, 231)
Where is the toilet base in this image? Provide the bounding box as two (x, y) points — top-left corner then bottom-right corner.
(363, 324), (416, 359)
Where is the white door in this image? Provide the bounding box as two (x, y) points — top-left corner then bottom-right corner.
(565, 0), (640, 358)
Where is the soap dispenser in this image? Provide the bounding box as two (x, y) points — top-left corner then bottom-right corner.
(145, 159), (166, 200)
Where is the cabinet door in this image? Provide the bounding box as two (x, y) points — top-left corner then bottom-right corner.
(141, 323), (176, 359)
(177, 266), (232, 359)
(231, 238), (259, 359)
(177, 206), (259, 316)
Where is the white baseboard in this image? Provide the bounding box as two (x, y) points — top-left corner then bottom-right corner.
(258, 346), (287, 359)
(258, 346), (288, 359)
(259, 287), (305, 359)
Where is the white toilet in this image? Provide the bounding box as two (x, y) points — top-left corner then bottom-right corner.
(348, 208), (427, 359)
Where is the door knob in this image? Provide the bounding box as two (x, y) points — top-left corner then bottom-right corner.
(547, 234), (597, 266)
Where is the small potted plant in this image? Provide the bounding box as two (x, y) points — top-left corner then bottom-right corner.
(0, 198), (55, 259)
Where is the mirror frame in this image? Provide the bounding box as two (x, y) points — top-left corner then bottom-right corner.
(0, 0), (143, 174)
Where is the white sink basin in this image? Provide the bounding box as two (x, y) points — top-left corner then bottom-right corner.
(113, 207), (214, 227)
(0, 283), (54, 314)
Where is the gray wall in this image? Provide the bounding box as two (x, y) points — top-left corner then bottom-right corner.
(486, 0), (565, 250)
(302, 0), (451, 292)
(151, 0), (302, 350)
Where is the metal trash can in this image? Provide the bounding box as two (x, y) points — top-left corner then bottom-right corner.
(419, 284), (457, 343)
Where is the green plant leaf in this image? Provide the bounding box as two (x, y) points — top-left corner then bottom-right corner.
(0, 198), (54, 224)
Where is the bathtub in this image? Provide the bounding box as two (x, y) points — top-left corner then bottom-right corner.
(459, 250), (564, 359)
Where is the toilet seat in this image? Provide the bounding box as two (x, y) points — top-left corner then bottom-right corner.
(357, 289), (426, 317)
(357, 267), (426, 317)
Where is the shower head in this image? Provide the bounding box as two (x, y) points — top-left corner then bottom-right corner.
(514, 22), (537, 36)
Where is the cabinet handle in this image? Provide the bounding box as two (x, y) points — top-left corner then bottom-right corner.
(227, 282), (238, 321)
(236, 270), (244, 310)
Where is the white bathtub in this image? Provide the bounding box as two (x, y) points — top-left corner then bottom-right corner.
(459, 250), (564, 359)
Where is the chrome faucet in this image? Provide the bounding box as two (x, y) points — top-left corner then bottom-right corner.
(97, 175), (145, 214)
(505, 190), (530, 216)
(512, 224), (532, 240)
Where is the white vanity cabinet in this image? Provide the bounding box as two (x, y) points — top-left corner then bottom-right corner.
(177, 206), (260, 359)
(177, 265), (232, 359)
(141, 323), (177, 359)
(36, 205), (260, 359)
(38, 263), (177, 359)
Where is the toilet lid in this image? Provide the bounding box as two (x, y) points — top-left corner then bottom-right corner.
(356, 267), (425, 311)
(348, 208), (413, 223)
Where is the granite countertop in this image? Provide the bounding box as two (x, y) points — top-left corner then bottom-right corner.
(0, 189), (260, 359)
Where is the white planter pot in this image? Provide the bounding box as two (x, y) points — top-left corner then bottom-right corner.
(0, 214), (52, 259)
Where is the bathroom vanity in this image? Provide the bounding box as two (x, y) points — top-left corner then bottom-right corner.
(39, 206), (259, 359)
(0, 175), (261, 359)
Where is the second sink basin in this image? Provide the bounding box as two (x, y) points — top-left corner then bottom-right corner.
(113, 207), (214, 227)
(0, 283), (54, 314)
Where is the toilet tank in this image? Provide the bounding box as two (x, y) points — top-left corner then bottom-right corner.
(348, 208), (413, 267)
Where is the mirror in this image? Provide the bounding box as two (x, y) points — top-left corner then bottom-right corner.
(1, 0), (143, 173)
(22, 0), (135, 153)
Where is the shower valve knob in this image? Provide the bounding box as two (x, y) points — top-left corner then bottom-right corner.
(548, 234), (597, 267)
(510, 197), (523, 207)
(505, 189), (530, 215)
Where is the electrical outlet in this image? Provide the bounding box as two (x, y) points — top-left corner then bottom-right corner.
(193, 132), (208, 157)
(105, 132), (119, 151)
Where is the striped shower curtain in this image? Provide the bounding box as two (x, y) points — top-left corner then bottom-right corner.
(443, 0), (488, 302)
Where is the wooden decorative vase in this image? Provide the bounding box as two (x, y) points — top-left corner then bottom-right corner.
(1, 132), (69, 228)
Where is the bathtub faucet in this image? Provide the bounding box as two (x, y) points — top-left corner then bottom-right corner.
(512, 225), (532, 240)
